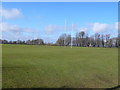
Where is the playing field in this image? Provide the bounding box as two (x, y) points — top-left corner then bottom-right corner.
(2, 44), (118, 88)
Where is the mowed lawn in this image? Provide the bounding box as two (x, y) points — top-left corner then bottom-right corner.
(2, 44), (118, 88)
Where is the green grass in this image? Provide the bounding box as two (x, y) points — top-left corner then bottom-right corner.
(2, 44), (118, 88)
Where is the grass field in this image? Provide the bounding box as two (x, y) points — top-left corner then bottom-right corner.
(2, 44), (118, 88)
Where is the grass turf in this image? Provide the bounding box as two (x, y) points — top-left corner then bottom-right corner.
(2, 44), (118, 88)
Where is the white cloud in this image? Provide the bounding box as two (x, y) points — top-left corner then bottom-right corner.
(44, 22), (118, 35)
(0, 7), (22, 19)
(0, 22), (20, 32)
(115, 22), (118, 30)
(44, 24), (88, 34)
(115, 22), (120, 31)
(115, 22), (120, 36)
(92, 23), (109, 33)
(0, 22), (37, 33)
(88, 22), (118, 37)
(77, 27), (88, 32)
(1, 22), (39, 40)
(44, 25), (61, 34)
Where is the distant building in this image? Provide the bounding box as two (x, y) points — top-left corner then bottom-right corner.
(16, 40), (21, 44)
(26, 40), (31, 45)
(2, 40), (8, 44)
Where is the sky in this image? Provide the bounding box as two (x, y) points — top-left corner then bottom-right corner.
(0, 2), (118, 43)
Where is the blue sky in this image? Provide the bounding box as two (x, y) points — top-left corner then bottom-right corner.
(1, 2), (118, 43)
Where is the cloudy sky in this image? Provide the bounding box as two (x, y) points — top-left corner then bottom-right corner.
(0, 2), (118, 43)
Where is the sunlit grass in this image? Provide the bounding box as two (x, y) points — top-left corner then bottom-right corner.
(2, 44), (118, 88)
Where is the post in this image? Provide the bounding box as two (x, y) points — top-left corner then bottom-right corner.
(64, 19), (66, 47)
(71, 24), (73, 48)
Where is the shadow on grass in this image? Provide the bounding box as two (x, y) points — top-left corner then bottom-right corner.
(105, 85), (120, 90)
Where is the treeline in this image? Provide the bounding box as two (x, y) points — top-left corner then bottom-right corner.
(0, 39), (44, 45)
(0, 31), (120, 48)
(56, 32), (119, 48)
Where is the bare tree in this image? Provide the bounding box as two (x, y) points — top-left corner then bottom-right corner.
(101, 35), (105, 47)
(65, 34), (71, 46)
(56, 33), (66, 46)
(105, 34), (110, 47)
(80, 31), (85, 47)
(76, 32), (80, 46)
(85, 34), (90, 47)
